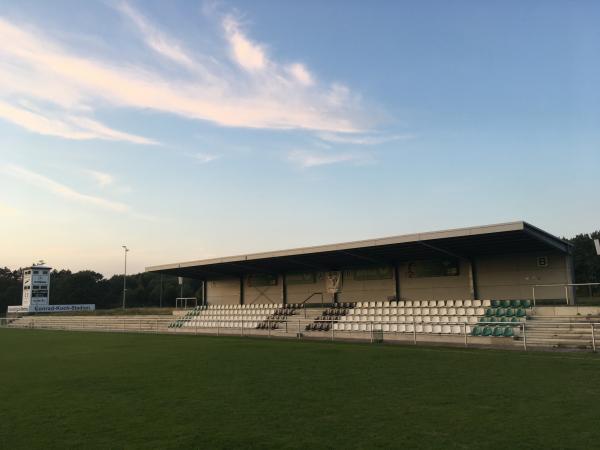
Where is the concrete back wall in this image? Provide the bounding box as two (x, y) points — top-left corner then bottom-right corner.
(207, 278), (240, 305)
(476, 252), (570, 300)
(204, 251), (572, 305)
(245, 275), (282, 305)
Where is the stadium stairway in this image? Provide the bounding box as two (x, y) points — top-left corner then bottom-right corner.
(6, 315), (173, 333)
(515, 315), (600, 350)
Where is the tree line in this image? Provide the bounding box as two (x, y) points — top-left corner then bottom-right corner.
(0, 269), (203, 314)
(1, 231), (599, 314)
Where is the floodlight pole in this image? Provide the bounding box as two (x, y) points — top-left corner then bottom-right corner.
(122, 245), (129, 309)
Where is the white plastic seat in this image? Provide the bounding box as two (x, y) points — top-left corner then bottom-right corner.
(383, 308), (389, 315)
(445, 300), (454, 307)
(382, 324), (390, 332)
(375, 315), (382, 323)
(476, 308), (485, 316)
(397, 308), (405, 316)
(399, 324), (408, 333)
(431, 316), (441, 323)
(397, 301), (405, 307)
(448, 308), (456, 316)
(438, 307), (447, 315)
(414, 308), (422, 315)
(422, 308), (430, 315)
(383, 301), (390, 307)
(390, 323), (398, 332)
(430, 307), (439, 315)
(457, 307), (466, 315)
(451, 325), (462, 334)
(433, 325), (442, 333)
(448, 316), (458, 324)
(427, 300), (436, 307)
(473, 300), (482, 307)
(436, 300), (445, 307)
(454, 300), (463, 307)
(413, 301), (421, 307)
(414, 316), (423, 324)
(390, 301), (398, 307)
(466, 308), (475, 316)
(359, 323), (368, 331)
(383, 316), (390, 323)
(482, 300), (491, 307)
(441, 325), (451, 334)
(405, 307), (413, 316)
(376, 301), (383, 307)
(417, 324), (426, 333)
(468, 316), (478, 324)
(398, 316), (406, 323)
(463, 300), (472, 307)
(423, 316), (432, 323)
(390, 307), (398, 315)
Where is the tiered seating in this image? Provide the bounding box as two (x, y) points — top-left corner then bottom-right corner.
(305, 305), (353, 332)
(327, 299), (530, 336)
(472, 299), (532, 337)
(256, 304), (299, 330)
(168, 304), (300, 330)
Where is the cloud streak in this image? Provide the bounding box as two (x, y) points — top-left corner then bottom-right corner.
(2, 164), (128, 212)
(0, 5), (373, 146)
(287, 149), (373, 168)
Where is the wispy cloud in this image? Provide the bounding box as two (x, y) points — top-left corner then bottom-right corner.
(318, 132), (415, 145)
(85, 169), (114, 187)
(0, 4), (372, 147)
(0, 100), (156, 144)
(193, 152), (220, 164)
(287, 149), (373, 168)
(2, 164), (128, 212)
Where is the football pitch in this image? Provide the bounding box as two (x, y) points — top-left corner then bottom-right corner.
(1, 329), (599, 449)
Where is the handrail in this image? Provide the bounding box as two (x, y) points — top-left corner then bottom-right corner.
(300, 292), (324, 317)
(532, 282), (600, 306)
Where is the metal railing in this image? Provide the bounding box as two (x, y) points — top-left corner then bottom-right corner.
(1, 316), (598, 353)
(532, 283), (600, 306)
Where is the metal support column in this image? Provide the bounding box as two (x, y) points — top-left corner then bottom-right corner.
(468, 258), (479, 300)
(282, 274), (287, 306)
(239, 275), (245, 306)
(394, 263), (401, 301)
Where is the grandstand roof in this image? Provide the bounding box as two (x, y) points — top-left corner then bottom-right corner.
(146, 221), (571, 279)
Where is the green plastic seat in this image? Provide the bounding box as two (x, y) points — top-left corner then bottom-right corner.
(471, 326), (482, 336)
(479, 316), (488, 323)
(511, 317), (519, 323)
(495, 308), (506, 317)
(500, 300), (510, 308)
(491, 300), (501, 307)
(510, 300), (521, 308)
(516, 308), (526, 317)
(493, 326), (504, 337)
(505, 308), (514, 317)
(504, 327), (515, 337)
(482, 326), (493, 336)
(487, 317), (496, 323)
(521, 300), (531, 308)
(485, 308), (495, 317)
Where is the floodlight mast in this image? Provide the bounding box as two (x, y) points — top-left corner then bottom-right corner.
(122, 245), (129, 309)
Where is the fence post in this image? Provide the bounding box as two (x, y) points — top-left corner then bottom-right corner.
(241, 319), (244, 337)
(523, 323), (527, 351)
(532, 287), (536, 306)
(298, 319), (301, 339)
(331, 319), (334, 341)
(592, 324), (596, 353)
(413, 317), (417, 345)
(565, 285), (569, 306)
(463, 322), (468, 348)
(268, 320), (271, 338)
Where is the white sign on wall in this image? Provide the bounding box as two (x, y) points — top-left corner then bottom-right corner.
(325, 271), (343, 294)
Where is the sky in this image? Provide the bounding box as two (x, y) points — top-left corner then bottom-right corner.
(0, 0), (599, 276)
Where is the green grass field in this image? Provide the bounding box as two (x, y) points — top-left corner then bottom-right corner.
(1, 329), (599, 449)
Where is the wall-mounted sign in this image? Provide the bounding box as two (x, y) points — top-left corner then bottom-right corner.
(247, 273), (278, 287)
(325, 271), (342, 293)
(407, 259), (460, 278)
(353, 266), (393, 281)
(286, 272), (317, 285)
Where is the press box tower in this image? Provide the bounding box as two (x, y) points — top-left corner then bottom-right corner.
(22, 263), (51, 310)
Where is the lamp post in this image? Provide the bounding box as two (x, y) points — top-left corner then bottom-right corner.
(122, 245), (129, 309)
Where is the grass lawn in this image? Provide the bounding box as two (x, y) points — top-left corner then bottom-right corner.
(1, 329), (599, 449)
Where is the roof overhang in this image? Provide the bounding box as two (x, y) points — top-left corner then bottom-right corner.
(146, 221), (571, 280)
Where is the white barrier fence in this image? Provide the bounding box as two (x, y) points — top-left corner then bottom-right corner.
(1, 316), (598, 352)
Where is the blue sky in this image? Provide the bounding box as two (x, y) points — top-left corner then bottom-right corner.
(0, 0), (598, 275)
